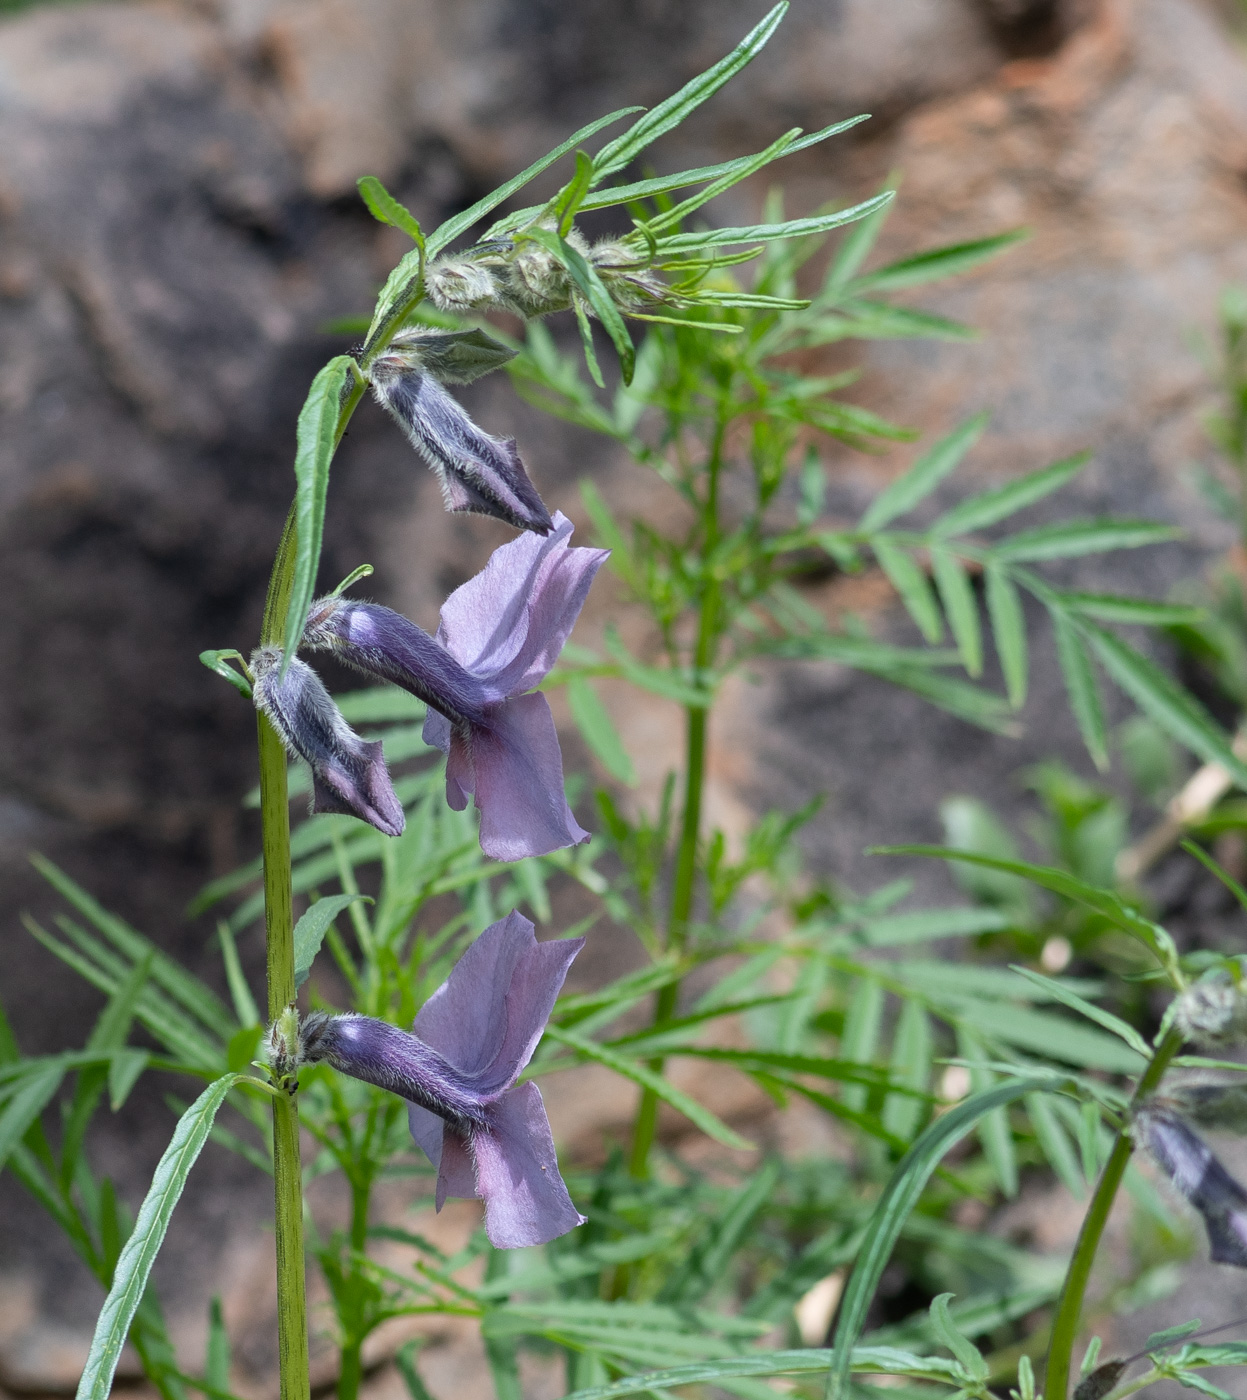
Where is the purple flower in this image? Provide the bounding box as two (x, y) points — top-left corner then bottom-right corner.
(299, 912), (586, 1249)
(250, 646), (404, 837)
(1136, 1105), (1247, 1267)
(370, 344), (553, 535)
(302, 512), (607, 861)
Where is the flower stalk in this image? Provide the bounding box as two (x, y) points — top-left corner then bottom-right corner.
(1042, 1027), (1184, 1400)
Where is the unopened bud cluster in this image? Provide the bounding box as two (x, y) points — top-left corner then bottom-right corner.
(425, 231), (669, 320)
(1174, 977), (1247, 1049)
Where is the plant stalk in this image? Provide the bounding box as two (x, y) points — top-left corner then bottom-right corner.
(626, 411), (725, 1180)
(1042, 1028), (1183, 1400)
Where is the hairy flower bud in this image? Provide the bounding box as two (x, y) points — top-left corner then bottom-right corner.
(1135, 1104), (1247, 1267)
(590, 241), (670, 309)
(251, 646), (405, 837)
(425, 258), (501, 312)
(1174, 978), (1247, 1049)
(381, 327), (517, 385)
(369, 353), (552, 534)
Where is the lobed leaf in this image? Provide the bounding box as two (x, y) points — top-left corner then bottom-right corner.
(859, 414), (988, 531)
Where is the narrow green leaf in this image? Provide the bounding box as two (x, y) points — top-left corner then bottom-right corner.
(566, 676), (636, 785)
(525, 227), (635, 383)
(217, 922), (259, 1029)
(573, 296), (605, 389)
(859, 414), (988, 531)
(1052, 610), (1108, 769)
(198, 651), (252, 700)
(559, 1348), (961, 1400)
(857, 907), (1007, 946)
(0, 998), (17, 1063)
(1025, 1091), (1085, 1196)
(293, 894), (373, 989)
(958, 1028), (1017, 1199)
(394, 1340), (436, 1400)
(76, 1074), (242, 1400)
(931, 452), (1088, 537)
(850, 231), (1027, 294)
(602, 627), (712, 707)
(993, 519), (1180, 561)
(356, 176), (425, 245)
(87, 954), (152, 1052)
(644, 128), (799, 237)
(282, 355), (354, 667)
(652, 192), (893, 255)
(929, 1294), (989, 1380)
(841, 976), (883, 1113)
(543, 1025), (752, 1150)
(874, 539), (942, 642)
(1010, 967), (1151, 1057)
(553, 150), (594, 236)
(931, 547), (982, 676)
(1144, 1320), (1203, 1352)
(882, 1000), (931, 1141)
(871, 845), (1178, 976)
(985, 565), (1028, 707)
(823, 183), (894, 294)
(574, 117), (868, 215)
(1082, 621), (1247, 788)
(430, 107), (642, 256)
(657, 1160), (781, 1304)
(205, 1297), (231, 1395)
(0, 1063), (64, 1172)
(827, 1076), (1061, 1400)
(1057, 593), (1203, 626)
(107, 1049), (148, 1112)
(591, 4), (788, 180)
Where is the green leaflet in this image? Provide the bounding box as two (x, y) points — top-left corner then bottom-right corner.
(985, 565), (1028, 707)
(76, 1074), (246, 1400)
(1082, 620), (1247, 788)
(1010, 966), (1152, 1058)
(827, 1076), (1062, 1400)
(590, 4), (788, 181)
(992, 518), (1180, 561)
(0, 1063), (64, 1172)
(282, 355), (354, 668)
(1052, 609), (1109, 769)
(566, 676), (636, 785)
(849, 230), (1028, 294)
(356, 176), (424, 245)
(542, 1025), (752, 1150)
(651, 192), (893, 255)
(428, 107), (642, 257)
(873, 538), (942, 643)
(859, 414), (988, 531)
(930, 451), (1088, 537)
(293, 895), (374, 989)
(930, 546), (981, 676)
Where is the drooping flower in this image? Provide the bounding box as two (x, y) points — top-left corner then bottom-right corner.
(298, 911), (585, 1249)
(250, 645), (404, 837)
(1135, 1104), (1247, 1267)
(370, 332), (552, 535)
(302, 512), (607, 861)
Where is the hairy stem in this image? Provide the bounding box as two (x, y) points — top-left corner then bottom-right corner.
(1042, 1028), (1183, 1400)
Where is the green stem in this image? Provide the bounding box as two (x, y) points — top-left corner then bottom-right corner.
(626, 411), (725, 1181)
(336, 1176), (373, 1400)
(1042, 1028), (1183, 1400)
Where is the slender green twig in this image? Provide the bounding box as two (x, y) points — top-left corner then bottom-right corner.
(1042, 1028), (1184, 1400)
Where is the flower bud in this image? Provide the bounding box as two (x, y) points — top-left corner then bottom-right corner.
(369, 357), (552, 534)
(251, 646), (405, 837)
(1174, 977), (1247, 1049)
(590, 241), (669, 309)
(382, 327), (516, 385)
(425, 259), (501, 312)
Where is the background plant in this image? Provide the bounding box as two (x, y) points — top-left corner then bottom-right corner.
(4, 10), (1247, 1400)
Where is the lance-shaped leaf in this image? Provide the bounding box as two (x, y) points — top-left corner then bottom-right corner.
(76, 1074), (247, 1400)
(293, 894), (374, 989)
(282, 356), (355, 668)
(859, 414), (988, 531)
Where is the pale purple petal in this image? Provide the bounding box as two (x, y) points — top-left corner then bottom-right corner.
(473, 1082), (586, 1248)
(435, 513), (606, 695)
(414, 912), (527, 1079)
(435, 1129), (478, 1212)
(408, 1102), (444, 1169)
(415, 912), (584, 1093)
(472, 693), (589, 861)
